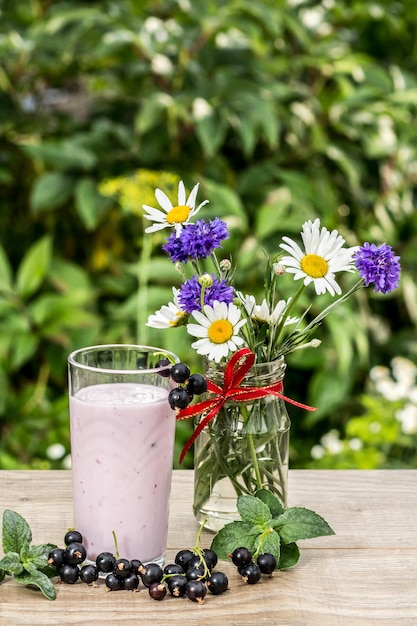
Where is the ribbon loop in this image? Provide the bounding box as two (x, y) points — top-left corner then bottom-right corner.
(176, 348), (316, 463)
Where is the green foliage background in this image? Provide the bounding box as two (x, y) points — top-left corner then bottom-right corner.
(0, 0), (416, 469)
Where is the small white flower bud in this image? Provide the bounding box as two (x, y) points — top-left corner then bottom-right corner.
(273, 262), (286, 275)
(220, 259), (231, 272)
(199, 273), (213, 287)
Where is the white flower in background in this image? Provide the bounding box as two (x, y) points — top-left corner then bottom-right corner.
(279, 218), (357, 296)
(320, 429), (344, 455)
(187, 301), (246, 363)
(146, 288), (187, 329)
(151, 54), (173, 76)
(46, 443), (66, 460)
(396, 404), (417, 435)
(143, 180), (208, 236)
(370, 356), (417, 402)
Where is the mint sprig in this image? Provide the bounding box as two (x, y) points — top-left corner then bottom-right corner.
(210, 490), (334, 570)
(0, 510), (57, 600)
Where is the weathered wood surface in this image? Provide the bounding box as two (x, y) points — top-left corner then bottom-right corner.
(0, 470), (416, 625)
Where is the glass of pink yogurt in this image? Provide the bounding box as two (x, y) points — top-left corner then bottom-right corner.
(68, 344), (178, 565)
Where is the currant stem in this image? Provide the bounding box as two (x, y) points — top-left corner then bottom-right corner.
(112, 530), (120, 560)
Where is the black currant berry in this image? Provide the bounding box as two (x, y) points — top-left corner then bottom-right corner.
(156, 359), (171, 378)
(113, 558), (133, 578)
(174, 549), (194, 571)
(170, 363), (191, 384)
(163, 563), (184, 576)
(187, 555), (205, 570)
(131, 559), (142, 574)
(207, 570), (229, 595)
(123, 573), (140, 591)
(230, 546), (252, 568)
(167, 575), (187, 597)
(79, 564), (98, 584)
(59, 563), (80, 584)
(64, 542), (86, 565)
(240, 562), (262, 585)
(202, 548), (218, 569)
(105, 573), (123, 591)
(168, 387), (191, 410)
(96, 552), (116, 573)
(185, 579), (207, 604)
(138, 562), (163, 587)
(186, 565), (206, 581)
(148, 581), (167, 601)
(257, 553), (277, 576)
(48, 547), (66, 568)
(186, 374), (207, 395)
(64, 530), (83, 546)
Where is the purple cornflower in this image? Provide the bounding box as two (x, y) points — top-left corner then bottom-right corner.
(178, 275), (234, 313)
(353, 242), (401, 294)
(163, 218), (229, 263)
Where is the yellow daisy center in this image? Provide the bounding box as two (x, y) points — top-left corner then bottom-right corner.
(207, 320), (234, 344)
(301, 254), (328, 278)
(166, 205), (191, 224)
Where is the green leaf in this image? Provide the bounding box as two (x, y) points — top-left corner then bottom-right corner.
(0, 244), (13, 293)
(0, 568), (6, 583)
(16, 236), (52, 299)
(30, 172), (74, 213)
(274, 507), (335, 544)
(74, 177), (109, 230)
(27, 544), (50, 570)
(2, 510), (32, 554)
(237, 495), (272, 526)
(255, 489), (285, 518)
(14, 569), (57, 601)
(210, 521), (256, 560)
(278, 542), (300, 570)
(0, 552), (23, 575)
(257, 529), (281, 564)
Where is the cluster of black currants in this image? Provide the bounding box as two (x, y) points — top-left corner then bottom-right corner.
(157, 360), (208, 411)
(230, 547), (277, 584)
(47, 530), (98, 585)
(141, 547), (228, 604)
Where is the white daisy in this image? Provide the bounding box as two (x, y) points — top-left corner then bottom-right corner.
(279, 218), (358, 296)
(143, 180), (208, 236)
(243, 294), (299, 326)
(187, 301), (246, 363)
(146, 288), (187, 329)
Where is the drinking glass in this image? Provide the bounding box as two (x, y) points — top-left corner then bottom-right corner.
(68, 344), (178, 565)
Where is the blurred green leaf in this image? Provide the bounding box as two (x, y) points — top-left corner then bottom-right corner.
(30, 173), (74, 213)
(16, 236), (52, 299)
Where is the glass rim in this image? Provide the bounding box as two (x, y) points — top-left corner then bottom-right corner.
(68, 343), (178, 375)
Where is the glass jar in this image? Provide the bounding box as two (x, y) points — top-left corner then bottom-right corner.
(193, 357), (290, 532)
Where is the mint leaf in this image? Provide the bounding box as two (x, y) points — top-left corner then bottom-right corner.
(14, 569), (57, 601)
(274, 507), (335, 543)
(210, 521), (256, 559)
(237, 495), (272, 526)
(0, 552), (23, 575)
(27, 544), (50, 570)
(256, 529), (281, 563)
(278, 542), (300, 569)
(2, 510), (32, 554)
(255, 489), (285, 518)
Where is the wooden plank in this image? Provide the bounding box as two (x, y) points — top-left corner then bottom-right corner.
(0, 470), (416, 625)
(0, 551), (416, 625)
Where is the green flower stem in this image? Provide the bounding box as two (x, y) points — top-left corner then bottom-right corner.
(240, 404), (263, 491)
(137, 225), (153, 344)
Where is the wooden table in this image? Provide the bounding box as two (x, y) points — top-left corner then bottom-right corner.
(0, 470), (416, 625)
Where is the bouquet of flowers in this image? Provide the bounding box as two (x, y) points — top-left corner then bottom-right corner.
(145, 180), (401, 528)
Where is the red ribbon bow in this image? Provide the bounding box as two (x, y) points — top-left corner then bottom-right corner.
(176, 347), (316, 464)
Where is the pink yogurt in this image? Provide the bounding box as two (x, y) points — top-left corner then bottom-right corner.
(69, 382), (176, 563)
